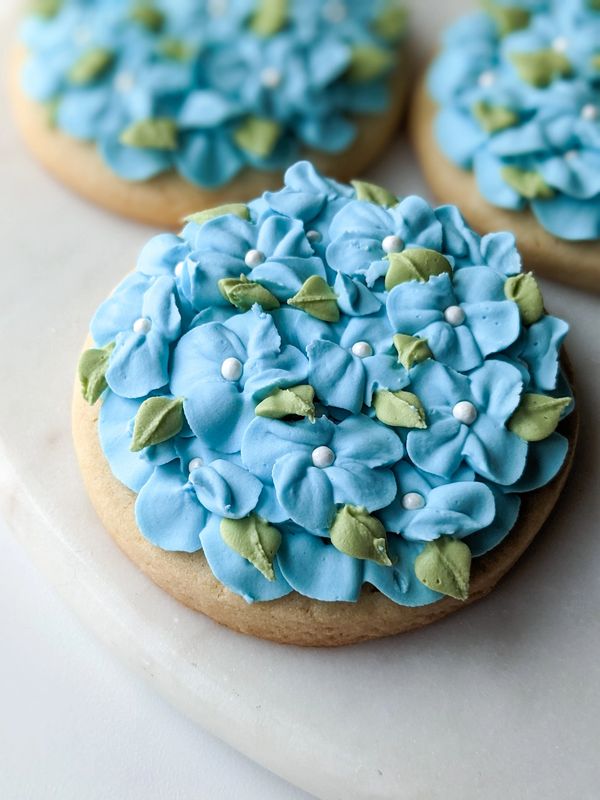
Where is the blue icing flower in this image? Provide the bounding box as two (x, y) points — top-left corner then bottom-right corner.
(387, 269), (521, 372)
(463, 482), (521, 558)
(507, 314), (569, 391)
(363, 537), (443, 607)
(241, 414), (404, 532)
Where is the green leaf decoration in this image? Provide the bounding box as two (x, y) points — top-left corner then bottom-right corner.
(31, 0), (62, 18)
(220, 515), (282, 581)
(287, 276), (340, 322)
(481, 0), (530, 35)
(68, 48), (114, 85)
(347, 45), (394, 83)
(509, 49), (572, 88)
(233, 116), (282, 159)
(158, 38), (193, 61)
(415, 537), (472, 601)
(501, 166), (555, 200)
(372, 3), (408, 41)
(588, 0), (600, 10)
(591, 54), (600, 71)
(78, 342), (115, 405)
(249, 0), (288, 37)
(255, 385), (316, 421)
(119, 118), (178, 150)
(472, 100), (519, 133)
(393, 334), (433, 370)
(45, 97), (60, 128)
(130, 397), (184, 452)
(508, 393), (571, 442)
(385, 248), (452, 291)
(373, 389), (427, 429)
(130, 4), (165, 31)
(351, 179), (397, 208)
(218, 275), (280, 312)
(504, 272), (544, 325)
(185, 204), (250, 226)
(330, 505), (392, 566)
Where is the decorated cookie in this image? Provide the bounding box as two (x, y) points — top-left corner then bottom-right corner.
(412, 0), (600, 291)
(11, 0), (408, 227)
(73, 161), (577, 646)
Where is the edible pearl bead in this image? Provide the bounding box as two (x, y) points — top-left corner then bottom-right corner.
(220, 357), (243, 382)
(478, 70), (496, 89)
(114, 71), (134, 93)
(581, 104), (599, 121)
(174, 260), (185, 278)
(74, 26), (91, 46)
(351, 341), (373, 358)
(312, 446), (335, 469)
(443, 305), (465, 326)
(452, 401), (478, 425)
(565, 150), (578, 161)
(244, 249), (266, 268)
(188, 458), (204, 472)
(260, 67), (282, 88)
(322, 0), (347, 22)
(552, 36), (568, 53)
(207, 0), (228, 16)
(306, 230), (322, 244)
(402, 492), (425, 510)
(133, 318), (152, 334)
(382, 235), (404, 254)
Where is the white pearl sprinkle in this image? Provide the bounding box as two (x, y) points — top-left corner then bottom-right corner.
(114, 71), (134, 93)
(207, 0), (228, 16)
(133, 318), (152, 334)
(260, 67), (282, 88)
(382, 235), (404, 255)
(402, 492), (425, 510)
(552, 36), (569, 53)
(351, 341), (373, 359)
(306, 229), (322, 244)
(174, 260), (185, 278)
(244, 249), (266, 268)
(478, 70), (496, 89)
(220, 357), (243, 382)
(443, 305), (466, 326)
(452, 401), (478, 425)
(581, 103), (599, 121)
(312, 446), (335, 469)
(322, 0), (347, 23)
(565, 150), (579, 161)
(74, 26), (91, 46)
(188, 458), (204, 472)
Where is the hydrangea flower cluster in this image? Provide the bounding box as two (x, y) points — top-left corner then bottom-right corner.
(79, 161), (573, 606)
(428, 0), (600, 241)
(21, 0), (406, 187)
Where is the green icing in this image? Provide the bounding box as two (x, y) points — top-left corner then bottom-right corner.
(185, 204), (250, 225)
(46, 97), (60, 128)
(31, 0), (62, 18)
(385, 248), (452, 291)
(68, 48), (114, 85)
(415, 537), (472, 601)
(130, 4), (165, 32)
(255, 385), (316, 421)
(501, 166), (555, 200)
(393, 334), (433, 369)
(220, 515), (282, 581)
(473, 100), (519, 133)
(158, 38), (194, 61)
(347, 45), (394, 83)
(233, 116), (281, 159)
(373, 389), (427, 428)
(119, 118), (178, 150)
(372, 3), (408, 41)
(218, 275), (280, 312)
(591, 54), (600, 71)
(508, 393), (571, 442)
(588, 0), (600, 10)
(509, 49), (572, 88)
(504, 272), (544, 325)
(78, 342), (115, 405)
(287, 276), (339, 322)
(351, 179), (397, 208)
(481, 0), (530, 35)
(330, 505), (392, 566)
(130, 397), (184, 452)
(249, 0), (288, 37)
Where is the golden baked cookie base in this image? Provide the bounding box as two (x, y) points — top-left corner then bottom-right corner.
(10, 45), (409, 228)
(72, 362), (578, 647)
(411, 78), (600, 293)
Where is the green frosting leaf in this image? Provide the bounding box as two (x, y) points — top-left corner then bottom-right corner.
(591, 53), (600, 71)
(372, 3), (408, 41)
(287, 276), (339, 322)
(233, 116), (282, 159)
(255, 385), (316, 421)
(501, 166), (555, 200)
(588, 0), (600, 10)
(504, 272), (544, 325)
(385, 248), (452, 290)
(249, 0), (288, 36)
(130, 3), (165, 31)
(347, 45), (394, 83)
(68, 48), (114, 85)
(220, 515), (282, 581)
(508, 393), (571, 442)
(158, 38), (193, 61)
(119, 118), (178, 150)
(218, 275), (280, 312)
(415, 537), (472, 601)
(31, 0), (62, 18)
(509, 49), (572, 88)
(185, 204), (250, 226)
(393, 334), (433, 369)
(330, 505), (392, 566)
(78, 342), (115, 405)
(473, 100), (519, 133)
(373, 390), (427, 429)
(130, 397), (184, 452)
(481, 0), (530, 35)
(351, 179), (397, 208)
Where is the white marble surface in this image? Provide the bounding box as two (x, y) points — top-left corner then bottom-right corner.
(2, 1), (600, 798)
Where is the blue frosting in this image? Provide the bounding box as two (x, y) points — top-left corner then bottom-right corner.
(21, 0), (406, 188)
(88, 161), (573, 605)
(428, 0), (600, 241)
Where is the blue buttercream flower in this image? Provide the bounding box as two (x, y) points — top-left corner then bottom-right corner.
(507, 314), (569, 391)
